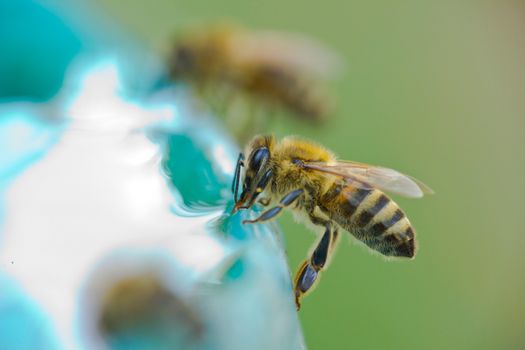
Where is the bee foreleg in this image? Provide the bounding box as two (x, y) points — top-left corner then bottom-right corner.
(232, 152), (244, 203)
(294, 224), (335, 310)
(242, 189), (304, 224)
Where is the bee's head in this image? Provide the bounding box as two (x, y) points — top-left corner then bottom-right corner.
(169, 43), (197, 79)
(232, 135), (275, 213)
(169, 28), (226, 81)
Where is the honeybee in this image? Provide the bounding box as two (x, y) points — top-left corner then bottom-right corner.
(231, 135), (433, 310)
(168, 25), (341, 142)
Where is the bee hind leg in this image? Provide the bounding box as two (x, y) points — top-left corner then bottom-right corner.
(242, 189), (304, 224)
(294, 223), (336, 310)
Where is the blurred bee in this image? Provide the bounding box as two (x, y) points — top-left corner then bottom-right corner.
(231, 135), (433, 310)
(167, 25), (342, 143)
(99, 274), (203, 342)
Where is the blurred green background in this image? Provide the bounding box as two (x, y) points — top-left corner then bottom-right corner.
(92, 0), (524, 349)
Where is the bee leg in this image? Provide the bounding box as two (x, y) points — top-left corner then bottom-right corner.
(311, 225), (332, 269)
(232, 152), (244, 203)
(307, 210), (340, 253)
(330, 228), (340, 252)
(294, 224), (334, 310)
(293, 261), (317, 310)
(242, 189), (304, 224)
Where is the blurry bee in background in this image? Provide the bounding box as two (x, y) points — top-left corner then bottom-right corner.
(167, 24), (342, 144)
(231, 135), (433, 309)
(99, 273), (203, 343)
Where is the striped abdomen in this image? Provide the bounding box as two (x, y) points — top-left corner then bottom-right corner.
(320, 183), (416, 258)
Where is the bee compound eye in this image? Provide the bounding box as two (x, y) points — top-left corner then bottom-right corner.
(249, 147), (269, 172)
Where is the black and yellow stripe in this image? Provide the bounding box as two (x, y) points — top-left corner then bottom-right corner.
(320, 183), (416, 258)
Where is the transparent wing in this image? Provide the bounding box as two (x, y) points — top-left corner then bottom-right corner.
(303, 160), (434, 198)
